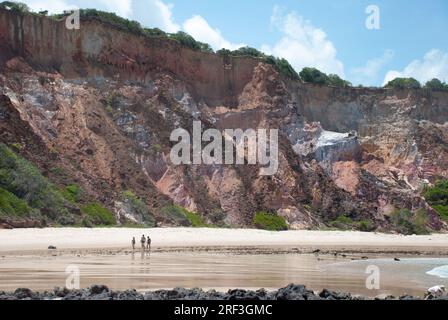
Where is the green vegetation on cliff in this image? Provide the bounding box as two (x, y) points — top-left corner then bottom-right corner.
(0, 187), (31, 217)
(0, 144), (121, 227)
(423, 180), (448, 221)
(0, 143), (71, 223)
(299, 67), (352, 87)
(0, 1), (29, 13)
(121, 190), (156, 226)
(253, 211), (288, 231)
(81, 203), (115, 226)
(217, 47), (300, 80)
(390, 208), (429, 235)
(160, 205), (208, 227)
(62, 184), (83, 204)
(385, 77), (421, 89)
(329, 215), (375, 232)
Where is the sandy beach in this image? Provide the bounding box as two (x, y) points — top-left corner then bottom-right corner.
(0, 228), (447, 254)
(0, 228), (448, 296)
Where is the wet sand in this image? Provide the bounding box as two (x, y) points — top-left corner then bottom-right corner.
(0, 228), (447, 297)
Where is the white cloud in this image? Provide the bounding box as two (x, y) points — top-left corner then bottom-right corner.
(97, 0), (132, 18)
(144, 0), (180, 33)
(22, 0), (132, 17)
(183, 15), (245, 51)
(24, 0), (78, 14)
(350, 49), (394, 86)
(383, 49), (448, 85)
(261, 6), (344, 77)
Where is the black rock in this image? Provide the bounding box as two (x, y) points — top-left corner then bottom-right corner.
(319, 288), (352, 300)
(48, 245), (57, 250)
(54, 287), (70, 297)
(0, 294), (18, 301)
(226, 289), (260, 301)
(275, 284), (314, 300)
(89, 285), (110, 295)
(14, 288), (34, 299)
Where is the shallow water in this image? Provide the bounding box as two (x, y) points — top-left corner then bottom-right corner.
(0, 252), (447, 297)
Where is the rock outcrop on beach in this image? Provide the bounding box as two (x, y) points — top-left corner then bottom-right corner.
(0, 284), (446, 301)
(0, 8), (447, 232)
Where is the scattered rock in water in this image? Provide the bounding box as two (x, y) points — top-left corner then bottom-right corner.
(48, 245), (57, 250)
(394, 258), (401, 261)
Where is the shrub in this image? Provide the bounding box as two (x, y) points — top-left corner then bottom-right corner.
(159, 205), (207, 227)
(423, 180), (448, 206)
(253, 211), (288, 231)
(328, 74), (352, 87)
(122, 190), (156, 226)
(143, 27), (167, 37)
(433, 205), (448, 221)
(184, 211), (208, 227)
(0, 1), (30, 13)
(423, 180), (448, 221)
(0, 143), (69, 220)
(390, 208), (429, 235)
(62, 184), (83, 203)
(385, 77), (421, 89)
(169, 32), (214, 52)
(329, 215), (354, 229)
(265, 56), (300, 80)
(81, 203), (115, 226)
(79, 9), (142, 34)
(357, 219), (375, 232)
(0, 187), (31, 217)
(160, 205), (192, 226)
(300, 67), (330, 85)
(424, 78), (448, 91)
(216, 48), (232, 56)
(230, 46), (265, 58)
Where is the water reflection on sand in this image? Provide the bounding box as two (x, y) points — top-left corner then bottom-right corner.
(0, 251), (447, 297)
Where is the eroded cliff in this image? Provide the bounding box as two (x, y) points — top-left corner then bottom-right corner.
(1, 8), (447, 232)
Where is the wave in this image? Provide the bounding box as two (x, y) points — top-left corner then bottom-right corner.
(427, 265), (448, 279)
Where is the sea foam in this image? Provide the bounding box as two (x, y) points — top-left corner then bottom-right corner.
(427, 265), (448, 279)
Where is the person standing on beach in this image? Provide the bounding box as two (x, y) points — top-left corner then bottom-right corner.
(140, 235), (146, 251)
(132, 237), (136, 252)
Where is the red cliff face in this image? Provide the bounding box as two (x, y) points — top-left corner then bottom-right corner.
(0, 8), (447, 232)
(0, 8), (259, 107)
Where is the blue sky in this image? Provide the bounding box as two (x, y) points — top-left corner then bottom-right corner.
(20, 0), (448, 86)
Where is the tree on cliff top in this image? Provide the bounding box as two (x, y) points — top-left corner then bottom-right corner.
(0, 1), (29, 13)
(299, 67), (329, 85)
(169, 31), (214, 53)
(424, 78), (448, 91)
(385, 77), (421, 89)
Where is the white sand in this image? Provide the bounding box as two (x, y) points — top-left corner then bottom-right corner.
(0, 228), (447, 253)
